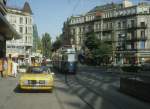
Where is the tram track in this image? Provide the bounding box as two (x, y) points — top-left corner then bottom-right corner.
(54, 72), (93, 109)
(74, 71), (150, 109)
(64, 76), (123, 109)
(54, 70), (117, 109)
(77, 71), (120, 90)
(54, 68), (150, 109)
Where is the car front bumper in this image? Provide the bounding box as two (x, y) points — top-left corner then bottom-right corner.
(20, 84), (54, 90)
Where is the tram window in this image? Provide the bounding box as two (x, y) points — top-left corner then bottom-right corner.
(68, 54), (75, 62)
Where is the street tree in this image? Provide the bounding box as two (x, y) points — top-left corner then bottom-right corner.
(85, 33), (99, 50)
(37, 37), (42, 52)
(42, 33), (51, 58)
(32, 24), (39, 52)
(52, 35), (62, 51)
(84, 33), (112, 65)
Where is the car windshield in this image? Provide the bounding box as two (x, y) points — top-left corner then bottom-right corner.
(27, 66), (46, 74)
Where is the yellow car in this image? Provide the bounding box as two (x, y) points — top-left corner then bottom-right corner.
(19, 66), (54, 91)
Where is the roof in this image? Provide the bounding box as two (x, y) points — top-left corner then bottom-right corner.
(6, 6), (22, 11)
(6, 1), (33, 15)
(22, 1), (33, 14)
(88, 3), (123, 13)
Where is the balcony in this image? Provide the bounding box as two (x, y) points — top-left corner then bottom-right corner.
(126, 36), (147, 42)
(126, 36), (137, 42)
(127, 24), (147, 30)
(102, 27), (113, 32)
(137, 36), (147, 41)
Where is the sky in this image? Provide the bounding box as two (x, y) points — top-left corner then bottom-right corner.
(7, 0), (141, 40)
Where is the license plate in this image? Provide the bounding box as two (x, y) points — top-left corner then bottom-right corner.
(28, 80), (36, 85)
(31, 80), (36, 84)
(39, 80), (45, 84)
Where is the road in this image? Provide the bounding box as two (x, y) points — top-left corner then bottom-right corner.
(0, 67), (150, 109)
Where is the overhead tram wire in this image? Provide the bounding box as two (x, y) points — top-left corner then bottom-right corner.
(68, 0), (81, 16)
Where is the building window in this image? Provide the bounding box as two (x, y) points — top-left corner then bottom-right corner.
(140, 41), (145, 49)
(26, 17), (28, 24)
(20, 17), (23, 24)
(140, 22), (145, 27)
(110, 22), (113, 28)
(118, 22), (121, 28)
(122, 21), (126, 28)
(141, 30), (145, 37)
(26, 36), (27, 43)
(26, 27), (28, 34)
(131, 20), (135, 27)
(131, 42), (135, 50)
(19, 27), (23, 33)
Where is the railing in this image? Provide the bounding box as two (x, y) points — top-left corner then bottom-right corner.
(127, 24), (147, 29)
(137, 36), (147, 41)
(102, 27), (113, 32)
(126, 36), (147, 41)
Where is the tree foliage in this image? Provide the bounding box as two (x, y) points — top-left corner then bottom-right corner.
(84, 33), (112, 65)
(42, 33), (51, 58)
(37, 37), (42, 51)
(32, 24), (39, 52)
(85, 33), (99, 50)
(52, 36), (62, 51)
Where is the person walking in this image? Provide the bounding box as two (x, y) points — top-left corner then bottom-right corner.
(3, 58), (8, 78)
(7, 54), (13, 76)
(0, 58), (3, 78)
(12, 59), (18, 78)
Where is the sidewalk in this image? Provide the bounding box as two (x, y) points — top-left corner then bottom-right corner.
(78, 64), (150, 77)
(78, 64), (123, 73)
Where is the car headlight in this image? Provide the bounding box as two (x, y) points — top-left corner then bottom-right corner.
(23, 80), (28, 85)
(45, 80), (49, 85)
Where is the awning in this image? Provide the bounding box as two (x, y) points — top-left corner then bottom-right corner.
(0, 13), (21, 40)
(11, 53), (19, 57)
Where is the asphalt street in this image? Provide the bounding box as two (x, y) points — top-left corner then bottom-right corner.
(0, 73), (91, 109)
(0, 67), (150, 109)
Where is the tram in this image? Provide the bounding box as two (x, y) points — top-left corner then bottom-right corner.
(52, 48), (77, 74)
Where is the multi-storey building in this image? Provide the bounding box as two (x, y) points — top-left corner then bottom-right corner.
(0, 0), (20, 58)
(62, 0), (150, 65)
(6, 1), (33, 60)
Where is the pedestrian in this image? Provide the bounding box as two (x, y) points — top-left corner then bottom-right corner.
(0, 58), (3, 78)
(7, 54), (13, 76)
(3, 58), (8, 78)
(12, 59), (18, 78)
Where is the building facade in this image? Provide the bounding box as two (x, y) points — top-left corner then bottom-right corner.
(62, 0), (150, 65)
(6, 2), (33, 60)
(0, 0), (20, 58)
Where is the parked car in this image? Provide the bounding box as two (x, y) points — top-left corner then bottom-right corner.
(46, 60), (53, 69)
(18, 65), (27, 73)
(141, 61), (150, 71)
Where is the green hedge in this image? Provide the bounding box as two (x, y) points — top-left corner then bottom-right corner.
(19, 65), (27, 68)
(121, 66), (141, 72)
